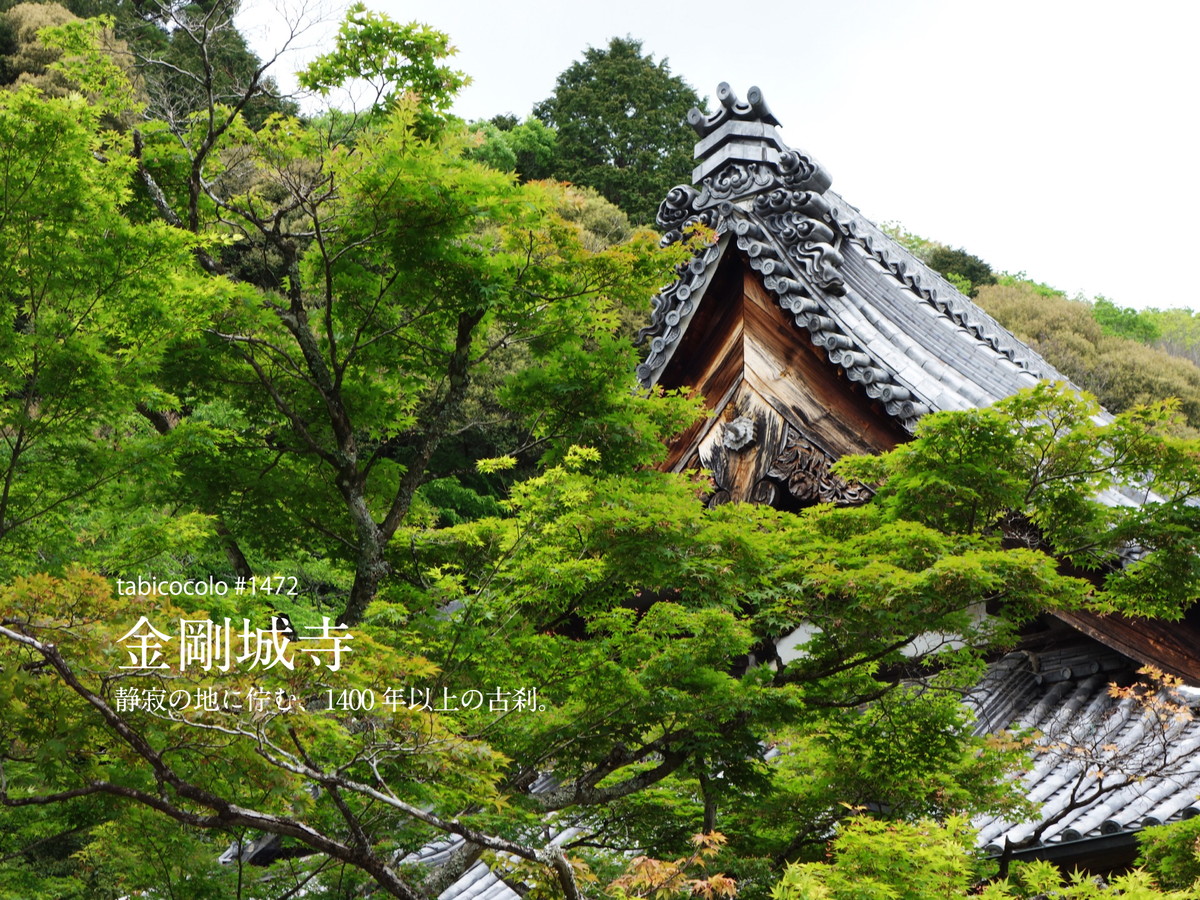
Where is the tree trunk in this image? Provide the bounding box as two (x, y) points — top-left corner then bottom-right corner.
(340, 488), (388, 626)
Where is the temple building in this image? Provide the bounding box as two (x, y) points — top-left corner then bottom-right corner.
(638, 83), (1200, 871)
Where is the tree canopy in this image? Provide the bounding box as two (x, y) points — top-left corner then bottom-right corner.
(977, 279), (1200, 434)
(533, 37), (701, 225)
(886, 223), (1200, 435)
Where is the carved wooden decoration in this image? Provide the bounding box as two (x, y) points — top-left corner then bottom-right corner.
(722, 416), (756, 450)
(766, 427), (872, 505)
(699, 396), (787, 508)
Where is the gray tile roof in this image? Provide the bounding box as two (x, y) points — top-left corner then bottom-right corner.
(638, 83), (1146, 507)
(638, 85), (1073, 432)
(968, 643), (1200, 855)
(398, 824), (584, 900)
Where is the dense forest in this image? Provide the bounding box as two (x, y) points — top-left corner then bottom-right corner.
(3, 2), (1200, 898)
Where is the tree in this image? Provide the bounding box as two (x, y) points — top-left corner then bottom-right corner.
(0, 74), (226, 581)
(141, 0), (299, 131)
(534, 37), (701, 225)
(0, 1), (76, 88)
(1093, 296), (1161, 344)
(1145, 307), (1200, 368)
(89, 0), (693, 629)
(977, 280), (1200, 433)
(466, 115), (558, 182)
(925, 244), (996, 296)
(1139, 817), (1200, 892)
(297, 1), (465, 122)
(837, 382), (1200, 621)
(8, 375), (1200, 894)
(0, 0), (303, 128)
(880, 224), (995, 296)
(205, 104), (689, 625)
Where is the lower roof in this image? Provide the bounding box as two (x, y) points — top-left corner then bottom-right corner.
(968, 639), (1200, 860)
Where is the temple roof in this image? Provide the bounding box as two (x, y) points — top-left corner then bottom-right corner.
(638, 84), (1068, 432)
(635, 85), (1200, 869)
(968, 640), (1200, 863)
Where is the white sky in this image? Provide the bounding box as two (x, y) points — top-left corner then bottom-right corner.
(240, 0), (1200, 311)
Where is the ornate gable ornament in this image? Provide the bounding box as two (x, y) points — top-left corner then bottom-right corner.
(639, 85), (929, 429)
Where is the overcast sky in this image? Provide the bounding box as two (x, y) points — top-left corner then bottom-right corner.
(241, 0), (1200, 311)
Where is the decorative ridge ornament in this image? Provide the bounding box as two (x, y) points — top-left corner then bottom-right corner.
(722, 416), (756, 451)
(680, 83), (832, 189)
(688, 83), (781, 138)
(656, 84), (834, 234)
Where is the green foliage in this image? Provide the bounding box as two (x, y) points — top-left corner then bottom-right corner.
(0, 45), (710, 894)
(978, 281), (1200, 433)
(0, 569), (487, 896)
(464, 120), (518, 170)
(772, 818), (1200, 900)
(995, 271), (1065, 298)
(720, 677), (1029, 868)
(206, 100), (694, 617)
(38, 13), (138, 116)
(466, 115), (558, 181)
(1094, 296), (1161, 343)
(298, 1), (466, 121)
(945, 271), (974, 295)
(994, 863), (1200, 900)
(840, 382), (1200, 619)
(71, 807), (245, 898)
(880, 223), (995, 296)
(21, 0), (297, 130)
(549, 182), (635, 249)
(1077, 298), (1200, 384)
(771, 818), (984, 900)
(881, 221), (934, 259)
(1146, 307), (1200, 367)
(0, 1), (76, 89)
(0, 84), (226, 578)
(6, 383), (1200, 893)
(1138, 816), (1200, 891)
(534, 36), (701, 224)
(925, 245), (996, 296)
(809, 676), (1026, 818)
